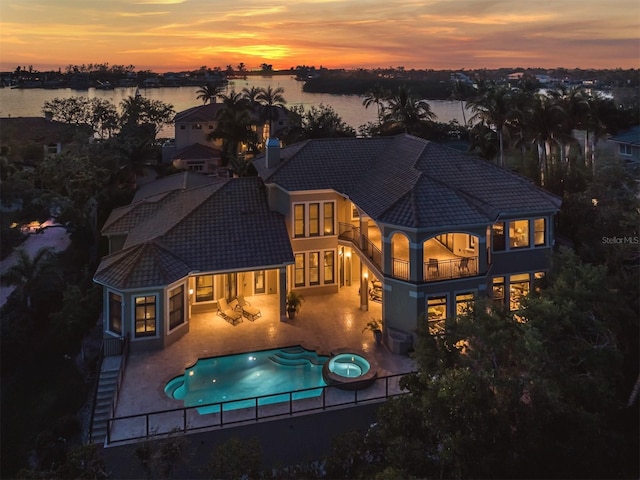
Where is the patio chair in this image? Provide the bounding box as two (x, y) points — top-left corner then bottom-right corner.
(457, 257), (470, 274)
(235, 295), (261, 321)
(427, 258), (439, 276)
(217, 297), (242, 325)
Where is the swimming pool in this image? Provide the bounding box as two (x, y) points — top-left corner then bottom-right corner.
(164, 346), (329, 414)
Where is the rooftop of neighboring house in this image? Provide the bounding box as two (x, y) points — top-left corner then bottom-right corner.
(174, 103), (290, 125)
(95, 173), (293, 290)
(254, 134), (562, 230)
(608, 126), (640, 146)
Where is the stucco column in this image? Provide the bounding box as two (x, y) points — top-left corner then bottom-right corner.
(279, 267), (287, 321)
(360, 265), (369, 311)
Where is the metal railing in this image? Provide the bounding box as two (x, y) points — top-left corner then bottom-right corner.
(362, 235), (382, 270)
(339, 222), (382, 271)
(423, 256), (478, 281)
(338, 222), (361, 243)
(105, 371), (414, 445)
(392, 258), (409, 280)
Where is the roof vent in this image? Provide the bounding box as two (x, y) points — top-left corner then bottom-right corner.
(265, 137), (280, 169)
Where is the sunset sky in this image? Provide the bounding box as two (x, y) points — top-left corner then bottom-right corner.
(1, 0), (638, 72)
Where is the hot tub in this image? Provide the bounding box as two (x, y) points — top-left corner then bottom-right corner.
(322, 351), (377, 390)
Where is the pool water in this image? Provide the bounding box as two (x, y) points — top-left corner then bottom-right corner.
(328, 354), (371, 378)
(165, 346), (329, 414)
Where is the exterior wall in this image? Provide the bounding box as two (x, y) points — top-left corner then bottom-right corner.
(175, 121), (219, 151)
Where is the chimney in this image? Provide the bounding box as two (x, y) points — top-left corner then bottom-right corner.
(265, 137), (280, 169)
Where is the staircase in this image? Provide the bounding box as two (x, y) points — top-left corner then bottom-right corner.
(89, 368), (119, 444)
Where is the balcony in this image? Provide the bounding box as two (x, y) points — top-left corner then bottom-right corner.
(423, 256), (478, 281)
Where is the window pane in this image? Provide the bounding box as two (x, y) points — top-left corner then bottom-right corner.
(534, 218), (546, 246)
(169, 285), (184, 330)
(324, 251), (334, 284)
(309, 252), (320, 285)
(509, 220), (530, 248)
(456, 292), (474, 316)
(295, 253), (305, 287)
(294, 204), (305, 237)
(109, 293), (122, 335)
(492, 223), (505, 251)
(323, 202), (334, 235)
(135, 295), (156, 337)
(492, 277), (505, 306)
(427, 296), (447, 320)
(510, 274), (530, 311)
(309, 203), (319, 236)
(195, 275), (214, 302)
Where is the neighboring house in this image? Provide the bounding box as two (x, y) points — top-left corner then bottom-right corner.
(94, 134), (561, 352)
(0, 116), (87, 167)
(607, 126), (640, 164)
(163, 103), (292, 174)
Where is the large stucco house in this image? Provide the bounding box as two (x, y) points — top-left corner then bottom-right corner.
(162, 103), (292, 174)
(94, 134), (561, 353)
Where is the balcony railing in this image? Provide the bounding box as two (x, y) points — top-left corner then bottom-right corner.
(392, 258), (409, 280)
(339, 222), (382, 271)
(424, 256), (478, 281)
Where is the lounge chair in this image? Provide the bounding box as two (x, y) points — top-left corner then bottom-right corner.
(236, 295), (261, 321)
(457, 257), (470, 274)
(427, 258), (439, 276)
(217, 297), (242, 325)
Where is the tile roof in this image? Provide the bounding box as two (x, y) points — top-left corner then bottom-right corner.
(95, 175), (293, 290)
(609, 126), (640, 146)
(254, 134), (561, 229)
(172, 143), (222, 161)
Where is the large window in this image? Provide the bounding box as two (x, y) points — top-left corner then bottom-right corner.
(108, 292), (122, 335)
(510, 220), (530, 248)
(492, 277), (505, 307)
(509, 273), (530, 311)
(324, 250), (335, 284)
(534, 218), (546, 246)
(427, 296), (447, 320)
(135, 295), (156, 337)
(294, 204), (305, 238)
(195, 275), (214, 302)
(309, 252), (320, 285)
(492, 223), (505, 251)
(292, 202), (336, 238)
(309, 203), (320, 236)
(294, 253), (305, 287)
(169, 285), (185, 330)
(324, 203), (335, 235)
(456, 292), (475, 316)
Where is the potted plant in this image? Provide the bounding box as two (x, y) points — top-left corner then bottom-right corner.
(286, 291), (304, 319)
(362, 318), (383, 345)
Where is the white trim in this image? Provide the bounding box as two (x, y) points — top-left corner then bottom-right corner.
(166, 280), (188, 334)
(106, 288), (124, 337)
(292, 200), (336, 239)
(131, 293), (160, 340)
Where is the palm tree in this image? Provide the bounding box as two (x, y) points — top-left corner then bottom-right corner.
(468, 84), (517, 167)
(362, 84), (390, 127)
(256, 86), (287, 139)
(208, 106), (257, 164)
(383, 85), (436, 135)
(2, 246), (57, 309)
(242, 86), (262, 110)
(196, 82), (225, 105)
(448, 79), (472, 126)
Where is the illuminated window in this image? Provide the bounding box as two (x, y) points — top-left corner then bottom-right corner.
(169, 285), (185, 330)
(534, 218), (546, 246)
(427, 296), (447, 320)
(192, 123), (202, 130)
(509, 273), (530, 311)
(294, 253), (305, 287)
(492, 277), (505, 307)
(323, 202), (335, 235)
(534, 271), (545, 293)
(324, 250), (335, 284)
(135, 295), (156, 337)
(456, 292), (475, 316)
(294, 204), (305, 238)
(309, 203), (320, 236)
(492, 223), (505, 251)
(108, 292), (122, 335)
(309, 252), (320, 285)
(195, 275), (214, 302)
(509, 220), (530, 248)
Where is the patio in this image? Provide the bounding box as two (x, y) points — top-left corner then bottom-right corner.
(111, 284), (415, 424)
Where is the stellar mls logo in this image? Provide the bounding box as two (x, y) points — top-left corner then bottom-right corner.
(601, 236), (639, 245)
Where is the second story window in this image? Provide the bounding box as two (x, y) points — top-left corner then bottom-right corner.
(492, 223), (505, 252)
(294, 204), (305, 238)
(192, 123), (203, 130)
(534, 218), (546, 246)
(309, 203), (320, 236)
(324, 203), (334, 235)
(509, 220), (530, 248)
